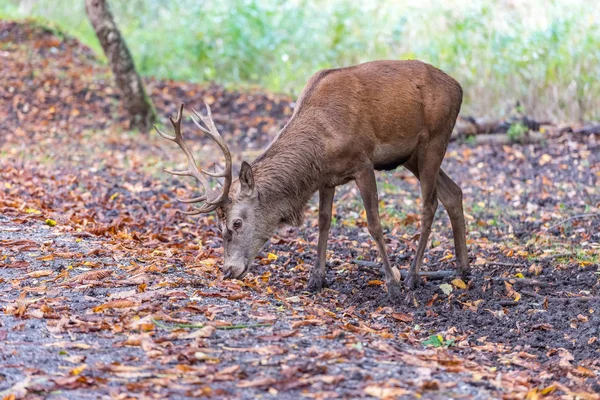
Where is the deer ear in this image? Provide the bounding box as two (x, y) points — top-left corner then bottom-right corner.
(239, 161), (255, 195)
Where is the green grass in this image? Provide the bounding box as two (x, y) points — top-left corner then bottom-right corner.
(2, 0), (600, 121)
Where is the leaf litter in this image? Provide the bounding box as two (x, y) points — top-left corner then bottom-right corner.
(1, 20), (599, 399)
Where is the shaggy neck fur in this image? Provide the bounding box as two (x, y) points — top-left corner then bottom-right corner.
(251, 123), (325, 226)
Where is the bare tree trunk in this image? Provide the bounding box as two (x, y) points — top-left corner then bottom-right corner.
(85, 0), (155, 130)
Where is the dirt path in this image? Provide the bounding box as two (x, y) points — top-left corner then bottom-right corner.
(2, 215), (504, 399)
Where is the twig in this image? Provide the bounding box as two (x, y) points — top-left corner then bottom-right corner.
(353, 261), (456, 280)
(534, 253), (573, 262)
(152, 318), (271, 331)
(544, 213), (600, 232)
(357, 265), (380, 277)
(492, 277), (552, 288)
(73, 231), (95, 238)
(354, 260), (380, 269)
(452, 131), (546, 145)
(217, 324), (273, 330)
(498, 300), (519, 307)
(573, 124), (600, 135)
(521, 290), (600, 303)
(485, 262), (526, 268)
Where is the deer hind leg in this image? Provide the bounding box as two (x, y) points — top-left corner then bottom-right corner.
(436, 169), (469, 278)
(404, 163), (470, 283)
(355, 169), (402, 299)
(307, 186), (335, 292)
(404, 140), (445, 290)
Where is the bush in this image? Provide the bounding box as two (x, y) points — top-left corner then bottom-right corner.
(3, 0), (599, 121)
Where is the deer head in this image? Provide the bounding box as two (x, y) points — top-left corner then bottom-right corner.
(156, 104), (275, 279)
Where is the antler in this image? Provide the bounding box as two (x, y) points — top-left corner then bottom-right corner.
(155, 103), (232, 215)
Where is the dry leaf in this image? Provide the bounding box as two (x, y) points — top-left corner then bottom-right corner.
(439, 283), (453, 295)
(93, 299), (138, 312)
(451, 278), (467, 289)
(237, 377), (277, 388)
(26, 269), (53, 278)
(391, 313), (413, 323)
(364, 385), (410, 399)
(69, 364), (87, 376)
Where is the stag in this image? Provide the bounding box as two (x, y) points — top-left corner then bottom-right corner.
(157, 60), (469, 297)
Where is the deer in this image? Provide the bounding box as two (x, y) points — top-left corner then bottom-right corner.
(156, 60), (469, 298)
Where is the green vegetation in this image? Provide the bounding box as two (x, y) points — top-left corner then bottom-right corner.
(3, 0), (599, 121)
(507, 122), (528, 142)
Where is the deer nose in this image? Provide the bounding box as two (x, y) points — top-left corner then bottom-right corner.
(223, 270), (233, 279)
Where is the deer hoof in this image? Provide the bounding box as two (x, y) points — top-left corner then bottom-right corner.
(307, 273), (326, 292)
(386, 280), (402, 299)
(405, 273), (420, 290)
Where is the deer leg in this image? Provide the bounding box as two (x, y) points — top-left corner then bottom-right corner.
(436, 169), (469, 277)
(355, 169), (402, 299)
(404, 144), (444, 290)
(404, 162), (470, 281)
(307, 187), (335, 292)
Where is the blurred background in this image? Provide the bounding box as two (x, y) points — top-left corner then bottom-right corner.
(2, 0), (599, 121)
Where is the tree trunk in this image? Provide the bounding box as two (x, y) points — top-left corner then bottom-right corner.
(85, 0), (155, 130)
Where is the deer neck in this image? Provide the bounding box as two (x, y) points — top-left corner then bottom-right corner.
(251, 126), (325, 226)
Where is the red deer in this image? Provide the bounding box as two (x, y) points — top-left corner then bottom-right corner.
(157, 60), (469, 298)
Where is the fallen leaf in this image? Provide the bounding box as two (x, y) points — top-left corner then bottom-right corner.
(364, 385), (409, 399)
(574, 366), (596, 377)
(557, 348), (574, 369)
(451, 278), (467, 289)
(291, 319), (325, 328)
(93, 299), (138, 312)
(70, 364), (87, 376)
(222, 345), (286, 355)
(26, 269), (53, 278)
(237, 377), (277, 388)
(391, 313), (413, 323)
(538, 153), (552, 166)
(439, 283), (453, 295)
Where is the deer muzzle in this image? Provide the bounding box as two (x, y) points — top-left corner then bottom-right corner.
(223, 257), (249, 280)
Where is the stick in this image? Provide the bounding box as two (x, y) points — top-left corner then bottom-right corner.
(357, 265), (380, 276)
(353, 260), (380, 268)
(452, 132), (546, 145)
(152, 319), (271, 331)
(498, 300), (519, 307)
(574, 124), (600, 135)
(521, 290), (600, 303)
(492, 277), (552, 288)
(544, 213), (600, 232)
(534, 253), (573, 261)
(73, 232), (96, 238)
(353, 261), (456, 280)
(485, 262), (526, 268)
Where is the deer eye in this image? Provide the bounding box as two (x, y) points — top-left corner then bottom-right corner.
(233, 219), (243, 230)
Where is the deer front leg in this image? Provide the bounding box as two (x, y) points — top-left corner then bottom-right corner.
(307, 187), (335, 292)
(355, 169), (402, 299)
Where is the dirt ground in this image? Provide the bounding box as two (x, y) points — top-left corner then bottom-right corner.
(1, 21), (599, 399)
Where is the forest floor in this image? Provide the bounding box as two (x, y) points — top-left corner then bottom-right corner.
(1, 20), (600, 399)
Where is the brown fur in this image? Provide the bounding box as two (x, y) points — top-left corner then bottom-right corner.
(251, 123), (326, 226)
(214, 60), (468, 295)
